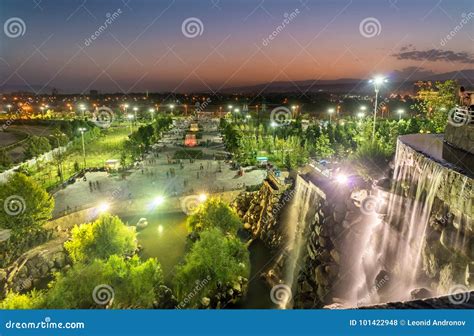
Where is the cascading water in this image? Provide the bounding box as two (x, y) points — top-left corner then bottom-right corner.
(280, 175), (321, 308)
(355, 138), (472, 305)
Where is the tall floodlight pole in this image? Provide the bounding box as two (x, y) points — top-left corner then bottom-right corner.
(369, 76), (387, 142)
(79, 127), (87, 168)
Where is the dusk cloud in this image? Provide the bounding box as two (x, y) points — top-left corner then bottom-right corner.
(392, 48), (474, 64)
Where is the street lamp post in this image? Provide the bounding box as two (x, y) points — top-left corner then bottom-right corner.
(149, 108), (155, 120)
(78, 127), (87, 169)
(369, 76), (387, 142)
(397, 108), (404, 120)
(127, 114), (134, 133)
(328, 108), (335, 124)
(79, 104), (86, 119)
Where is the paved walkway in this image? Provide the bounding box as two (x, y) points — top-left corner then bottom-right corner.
(53, 119), (267, 217)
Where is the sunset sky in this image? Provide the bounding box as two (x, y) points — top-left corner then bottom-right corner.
(1, 0), (473, 93)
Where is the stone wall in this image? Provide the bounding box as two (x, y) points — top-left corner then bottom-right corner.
(233, 173), (289, 249)
(0, 237), (70, 297)
(444, 123), (474, 155)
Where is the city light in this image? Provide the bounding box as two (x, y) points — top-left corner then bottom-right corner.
(335, 173), (348, 185)
(397, 108), (405, 120)
(153, 195), (165, 206)
(97, 202), (110, 213)
(198, 193), (208, 202)
(328, 108), (335, 124)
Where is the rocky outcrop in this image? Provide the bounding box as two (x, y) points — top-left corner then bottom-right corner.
(233, 173), (289, 249)
(0, 237), (70, 297)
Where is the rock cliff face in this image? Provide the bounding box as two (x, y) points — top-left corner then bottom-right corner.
(233, 174), (289, 249)
(0, 237), (70, 297)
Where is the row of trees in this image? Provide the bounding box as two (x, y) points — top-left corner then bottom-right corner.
(122, 116), (173, 164)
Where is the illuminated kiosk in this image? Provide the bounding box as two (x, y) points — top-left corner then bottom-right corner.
(184, 133), (197, 147)
(190, 123), (199, 132)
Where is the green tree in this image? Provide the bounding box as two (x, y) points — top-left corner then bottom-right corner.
(44, 255), (164, 308)
(174, 228), (249, 307)
(0, 148), (12, 170)
(313, 134), (334, 159)
(0, 290), (44, 309)
(0, 173), (54, 232)
(187, 198), (242, 235)
(65, 214), (137, 264)
(24, 136), (52, 159)
(417, 80), (458, 132)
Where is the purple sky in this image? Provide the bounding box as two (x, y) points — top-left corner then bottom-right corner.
(1, 0), (473, 93)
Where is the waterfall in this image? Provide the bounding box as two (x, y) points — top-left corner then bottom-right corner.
(280, 175), (321, 308)
(356, 138), (471, 305)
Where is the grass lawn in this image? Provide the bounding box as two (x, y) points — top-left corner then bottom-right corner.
(29, 126), (131, 190)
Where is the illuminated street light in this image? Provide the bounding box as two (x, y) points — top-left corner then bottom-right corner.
(127, 114), (134, 133)
(397, 108), (405, 120)
(198, 193), (208, 202)
(149, 108), (155, 120)
(78, 127), (87, 168)
(97, 202), (110, 213)
(153, 195), (165, 207)
(328, 108), (335, 124)
(357, 112), (365, 119)
(335, 173), (348, 185)
(360, 106), (367, 111)
(369, 76), (388, 141)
